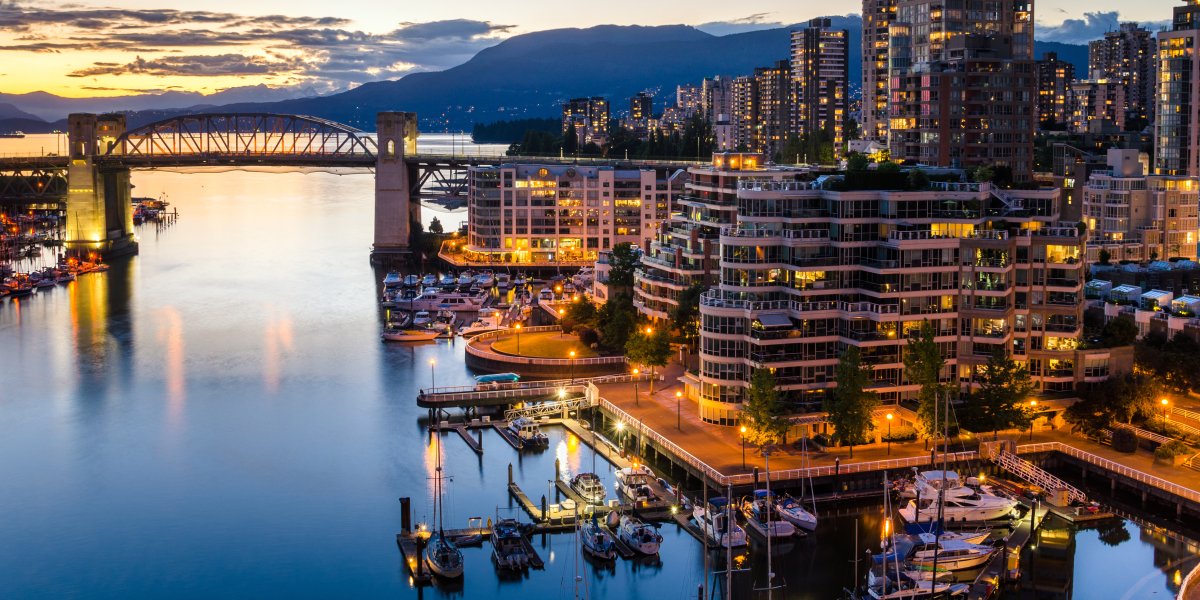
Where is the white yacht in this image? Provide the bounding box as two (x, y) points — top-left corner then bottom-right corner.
(692, 497), (747, 548)
(459, 309), (504, 337)
(616, 514), (662, 555)
(538, 287), (554, 301)
(569, 473), (607, 505)
(614, 465), (655, 502)
(476, 272), (496, 288)
(407, 289), (487, 312)
(899, 490), (1018, 524)
(905, 533), (997, 571)
(864, 569), (969, 599)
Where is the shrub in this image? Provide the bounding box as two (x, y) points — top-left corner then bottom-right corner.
(1111, 428), (1138, 453)
(1155, 440), (1193, 460)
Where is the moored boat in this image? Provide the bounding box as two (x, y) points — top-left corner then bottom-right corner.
(775, 493), (818, 532)
(569, 473), (607, 505)
(580, 517), (617, 560)
(692, 496), (747, 548)
(614, 464), (655, 502)
(491, 518), (531, 572)
(741, 490), (798, 539)
(381, 328), (440, 342)
(616, 514), (662, 555)
(506, 417), (549, 448)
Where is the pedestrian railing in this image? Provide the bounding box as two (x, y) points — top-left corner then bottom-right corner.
(1111, 422), (1175, 445)
(1017, 441), (1200, 505)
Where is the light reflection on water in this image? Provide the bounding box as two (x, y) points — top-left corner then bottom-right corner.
(0, 136), (1195, 599)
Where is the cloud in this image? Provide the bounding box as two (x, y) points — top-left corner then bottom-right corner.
(1036, 11), (1169, 44)
(68, 54), (307, 78)
(695, 13), (786, 36)
(0, 2), (513, 88)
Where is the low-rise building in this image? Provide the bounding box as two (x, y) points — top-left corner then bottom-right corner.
(460, 164), (683, 267)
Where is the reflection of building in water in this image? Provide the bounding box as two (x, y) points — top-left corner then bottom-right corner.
(1023, 517), (1075, 598)
(1138, 523), (1200, 596)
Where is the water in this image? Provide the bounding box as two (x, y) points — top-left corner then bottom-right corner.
(1, 134), (1197, 599)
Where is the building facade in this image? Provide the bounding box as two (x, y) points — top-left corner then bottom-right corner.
(638, 158), (1087, 425)
(1088, 23), (1155, 127)
(1156, 1), (1200, 176)
(887, 0), (1037, 179)
(1083, 149), (1200, 264)
(562, 97), (610, 146)
(463, 164), (682, 266)
(1068, 79), (1127, 134)
(791, 18), (850, 159)
(1037, 52), (1076, 128)
(702, 76), (735, 150)
(862, 0), (896, 143)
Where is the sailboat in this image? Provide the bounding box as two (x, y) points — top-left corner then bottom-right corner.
(424, 428), (464, 579)
(753, 449), (786, 595)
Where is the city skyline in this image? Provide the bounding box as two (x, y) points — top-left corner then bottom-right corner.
(0, 1), (1170, 98)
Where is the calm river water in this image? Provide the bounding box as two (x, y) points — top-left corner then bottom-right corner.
(0, 134), (1196, 599)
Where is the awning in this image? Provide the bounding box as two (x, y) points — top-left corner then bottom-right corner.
(756, 313), (793, 328)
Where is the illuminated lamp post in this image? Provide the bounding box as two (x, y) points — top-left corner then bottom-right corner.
(886, 412), (894, 455)
(676, 390), (683, 431)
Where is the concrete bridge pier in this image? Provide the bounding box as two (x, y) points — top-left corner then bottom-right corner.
(371, 111), (419, 264)
(64, 113), (137, 259)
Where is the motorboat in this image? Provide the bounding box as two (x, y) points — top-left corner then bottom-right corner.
(741, 490), (798, 539)
(506, 417), (549, 448)
(614, 465), (655, 502)
(563, 282), (576, 295)
(381, 328), (440, 342)
(382, 272), (403, 289)
(496, 273), (511, 289)
(616, 514), (662, 555)
(538, 287), (554, 301)
(422, 274), (438, 287)
(775, 493), (818, 532)
(412, 311), (433, 327)
(895, 470), (997, 500)
(457, 271), (475, 286)
(692, 496), (747, 548)
(580, 517), (617, 560)
(458, 309), (504, 337)
(407, 289), (487, 312)
(863, 569), (969, 599)
(431, 309), (457, 332)
(403, 274), (421, 287)
(476, 272), (496, 288)
(439, 274), (456, 287)
(514, 273), (527, 287)
(898, 489), (1018, 524)
(491, 518), (531, 572)
(569, 473), (607, 505)
(904, 533), (996, 571)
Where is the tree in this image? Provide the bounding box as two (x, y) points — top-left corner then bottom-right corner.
(877, 161), (901, 174)
(972, 349), (1037, 439)
(428, 216), (444, 234)
(625, 327), (671, 393)
(598, 293), (637, 353)
(825, 347), (879, 457)
(846, 153), (870, 172)
(1098, 248), (1111, 266)
(970, 166), (995, 183)
(743, 368), (790, 446)
(904, 320), (946, 440)
(1065, 373), (1159, 436)
(606, 242), (640, 290)
(907, 169), (930, 190)
(561, 298), (598, 333)
(1099, 317), (1138, 348)
(671, 284), (706, 352)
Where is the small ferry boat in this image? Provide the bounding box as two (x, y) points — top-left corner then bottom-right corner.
(569, 473), (607, 505)
(616, 514), (662, 555)
(692, 496), (747, 548)
(614, 465), (655, 502)
(381, 328), (440, 342)
(580, 517), (617, 560)
(741, 490), (798, 539)
(506, 417), (549, 448)
(491, 518), (531, 572)
(775, 493), (818, 532)
(0, 131), (26, 138)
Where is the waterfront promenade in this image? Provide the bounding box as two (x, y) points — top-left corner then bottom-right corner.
(593, 362), (1200, 498)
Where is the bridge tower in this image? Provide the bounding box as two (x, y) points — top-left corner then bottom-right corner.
(65, 113), (137, 258)
(372, 111), (420, 262)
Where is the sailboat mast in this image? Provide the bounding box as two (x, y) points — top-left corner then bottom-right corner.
(765, 451), (773, 599)
(725, 481), (733, 599)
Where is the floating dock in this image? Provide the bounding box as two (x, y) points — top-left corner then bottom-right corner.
(452, 423), (483, 455)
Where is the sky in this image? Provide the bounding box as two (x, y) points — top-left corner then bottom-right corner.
(0, 0), (1176, 98)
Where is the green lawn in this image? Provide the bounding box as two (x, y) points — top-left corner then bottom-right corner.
(491, 331), (599, 359)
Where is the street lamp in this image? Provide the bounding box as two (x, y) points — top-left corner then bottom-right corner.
(632, 368), (640, 407)
(429, 358), (437, 390)
(514, 323), (522, 354)
(740, 425), (747, 469)
(569, 350), (577, 382)
(1161, 398), (1170, 430)
(1028, 400), (1038, 441)
(886, 412), (894, 456)
(616, 421), (626, 453)
(676, 390), (683, 431)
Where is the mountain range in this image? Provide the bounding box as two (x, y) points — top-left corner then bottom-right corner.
(1, 20), (1088, 133)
